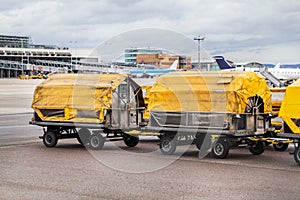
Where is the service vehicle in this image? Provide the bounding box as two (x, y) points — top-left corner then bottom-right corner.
(30, 73), (146, 149)
(142, 71), (273, 158)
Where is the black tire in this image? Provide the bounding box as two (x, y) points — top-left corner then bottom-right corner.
(77, 128), (91, 146)
(249, 141), (265, 155)
(211, 139), (229, 159)
(124, 135), (139, 147)
(43, 131), (58, 147)
(159, 136), (176, 155)
(89, 133), (105, 150)
(294, 146), (300, 166)
(273, 143), (289, 151)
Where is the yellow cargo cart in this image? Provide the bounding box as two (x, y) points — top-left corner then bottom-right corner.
(30, 73), (146, 149)
(141, 71), (274, 158)
(274, 79), (300, 165)
(228, 79), (300, 165)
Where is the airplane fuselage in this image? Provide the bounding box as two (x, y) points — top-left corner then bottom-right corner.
(268, 68), (300, 80)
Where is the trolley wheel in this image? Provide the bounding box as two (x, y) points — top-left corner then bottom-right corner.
(77, 128), (91, 146)
(294, 146), (300, 166)
(159, 135), (176, 155)
(89, 133), (105, 150)
(211, 139), (229, 159)
(249, 141), (265, 155)
(43, 131), (58, 147)
(273, 143), (289, 151)
(124, 135), (139, 147)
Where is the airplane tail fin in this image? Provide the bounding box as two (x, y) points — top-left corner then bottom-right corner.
(274, 62), (281, 69)
(213, 56), (235, 70)
(169, 60), (178, 70)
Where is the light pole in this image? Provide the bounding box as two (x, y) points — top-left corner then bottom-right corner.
(69, 41), (78, 72)
(21, 39), (24, 75)
(194, 36), (205, 70)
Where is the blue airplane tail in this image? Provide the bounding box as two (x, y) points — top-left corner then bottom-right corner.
(213, 56), (235, 70)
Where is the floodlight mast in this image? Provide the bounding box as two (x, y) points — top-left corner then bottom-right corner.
(194, 36), (205, 69)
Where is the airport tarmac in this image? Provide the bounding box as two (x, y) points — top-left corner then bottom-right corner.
(0, 78), (43, 115)
(1, 78), (300, 199)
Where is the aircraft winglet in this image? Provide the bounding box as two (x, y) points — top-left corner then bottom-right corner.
(274, 63), (281, 69)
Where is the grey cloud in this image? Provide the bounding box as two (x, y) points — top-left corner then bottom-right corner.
(0, 0), (299, 62)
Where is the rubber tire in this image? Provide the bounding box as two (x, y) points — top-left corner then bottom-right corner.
(77, 128), (91, 146)
(273, 143), (289, 151)
(249, 141), (265, 155)
(43, 131), (58, 147)
(159, 136), (176, 155)
(294, 146), (300, 166)
(89, 133), (105, 150)
(124, 135), (139, 147)
(211, 139), (229, 159)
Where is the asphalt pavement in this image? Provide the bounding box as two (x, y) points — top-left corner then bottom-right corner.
(0, 78), (300, 200)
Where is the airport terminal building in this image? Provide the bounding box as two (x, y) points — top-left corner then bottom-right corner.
(0, 35), (104, 78)
(0, 35), (69, 77)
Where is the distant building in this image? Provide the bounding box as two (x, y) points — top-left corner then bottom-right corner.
(0, 35), (32, 48)
(136, 54), (160, 66)
(234, 62), (264, 70)
(124, 48), (162, 64)
(125, 47), (191, 70)
(0, 34), (102, 78)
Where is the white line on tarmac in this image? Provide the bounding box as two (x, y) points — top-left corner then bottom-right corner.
(0, 125), (31, 128)
(0, 113), (32, 117)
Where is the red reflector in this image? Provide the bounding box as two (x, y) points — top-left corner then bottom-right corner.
(31, 117), (35, 121)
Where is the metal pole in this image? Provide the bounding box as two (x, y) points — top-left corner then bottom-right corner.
(75, 41), (77, 70)
(70, 41), (78, 72)
(21, 39), (24, 75)
(194, 36), (205, 70)
(69, 41), (72, 72)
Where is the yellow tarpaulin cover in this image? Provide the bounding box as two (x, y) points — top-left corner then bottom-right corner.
(32, 73), (127, 122)
(279, 78), (300, 134)
(148, 71), (272, 114)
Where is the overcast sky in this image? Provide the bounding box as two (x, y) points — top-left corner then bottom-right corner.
(1, 0), (300, 63)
